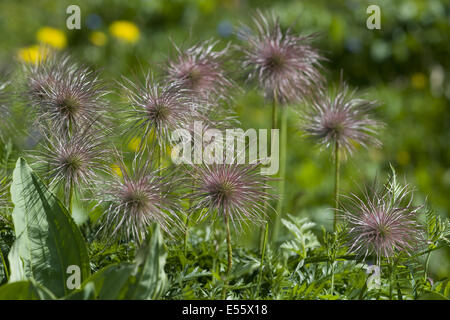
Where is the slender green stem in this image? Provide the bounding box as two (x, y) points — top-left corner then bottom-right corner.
(256, 222), (269, 296)
(259, 95), (278, 250)
(222, 212), (233, 299)
(273, 105), (287, 241)
(333, 141), (340, 231)
(258, 93), (278, 296)
(67, 180), (74, 215)
(330, 261), (335, 295)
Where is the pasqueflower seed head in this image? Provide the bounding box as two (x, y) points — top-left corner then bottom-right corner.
(33, 123), (110, 199)
(96, 155), (183, 243)
(238, 10), (324, 104)
(339, 174), (426, 263)
(120, 72), (205, 152)
(167, 39), (233, 101)
(187, 161), (274, 230)
(23, 54), (109, 136)
(298, 81), (384, 157)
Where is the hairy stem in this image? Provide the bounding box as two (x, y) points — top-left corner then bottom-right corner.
(273, 105), (287, 241)
(258, 92), (278, 296)
(67, 180), (74, 215)
(259, 95), (278, 250)
(257, 222), (269, 297)
(330, 261), (335, 295)
(333, 141), (340, 231)
(222, 212), (233, 299)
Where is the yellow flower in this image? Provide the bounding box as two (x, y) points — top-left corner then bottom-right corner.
(127, 136), (142, 152)
(111, 164), (123, 177)
(36, 27), (67, 49)
(109, 20), (140, 44)
(89, 31), (108, 46)
(17, 45), (49, 64)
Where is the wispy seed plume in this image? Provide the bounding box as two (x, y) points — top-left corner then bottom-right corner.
(95, 154), (183, 243)
(298, 80), (384, 157)
(339, 172), (426, 263)
(237, 10), (324, 104)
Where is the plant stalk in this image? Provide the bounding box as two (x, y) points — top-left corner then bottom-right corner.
(259, 94), (278, 250)
(222, 212), (233, 299)
(67, 180), (74, 215)
(256, 222), (269, 296)
(333, 141), (340, 231)
(272, 105), (287, 241)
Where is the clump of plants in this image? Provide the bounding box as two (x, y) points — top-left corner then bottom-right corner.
(0, 10), (448, 300)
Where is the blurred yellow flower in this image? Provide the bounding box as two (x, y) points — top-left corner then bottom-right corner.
(411, 72), (426, 89)
(17, 45), (48, 64)
(89, 31), (108, 46)
(111, 164), (123, 177)
(128, 136), (142, 152)
(109, 20), (140, 43)
(36, 27), (67, 49)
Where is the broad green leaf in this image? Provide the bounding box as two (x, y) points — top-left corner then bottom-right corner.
(0, 280), (56, 300)
(124, 224), (168, 299)
(65, 263), (135, 300)
(418, 291), (449, 300)
(8, 158), (90, 297)
(65, 224), (167, 300)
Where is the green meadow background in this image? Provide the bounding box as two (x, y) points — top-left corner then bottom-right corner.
(0, 0), (449, 278)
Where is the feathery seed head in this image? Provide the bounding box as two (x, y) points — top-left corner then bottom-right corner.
(120, 73), (205, 151)
(96, 155), (183, 243)
(339, 173), (426, 263)
(167, 39), (233, 101)
(187, 161), (274, 230)
(23, 54), (109, 136)
(238, 10), (324, 104)
(34, 124), (110, 198)
(299, 81), (384, 157)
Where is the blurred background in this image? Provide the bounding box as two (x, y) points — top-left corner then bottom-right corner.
(0, 0), (449, 278)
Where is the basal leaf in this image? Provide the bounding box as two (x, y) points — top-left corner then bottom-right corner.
(8, 158), (90, 297)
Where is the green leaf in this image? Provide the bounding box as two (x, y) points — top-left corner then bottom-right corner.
(0, 280), (56, 300)
(65, 263), (135, 300)
(124, 224), (168, 299)
(418, 291), (449, 300)
(65, 224), (168, 300)
(8, 158), (90, 297)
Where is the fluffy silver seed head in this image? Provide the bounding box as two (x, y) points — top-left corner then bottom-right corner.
(120, 72), (207, 152)
(167, 39), (233, 101)
(238, 10), (325, 104)
(33, 123), (110, 199)
(339, 173), (426, 263)
(23, 54), (110, 136)
(187, 161), (275, 230)
(95, 155), (183, 243)
(299, 81), (384, 157)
